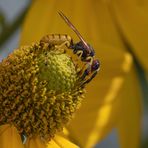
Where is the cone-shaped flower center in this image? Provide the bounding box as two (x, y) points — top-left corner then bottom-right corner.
(0, 41), (85, 142)
(38, 51), (78, 93)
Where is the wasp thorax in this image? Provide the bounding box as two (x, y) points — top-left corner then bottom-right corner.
(0, 42), (85, 142)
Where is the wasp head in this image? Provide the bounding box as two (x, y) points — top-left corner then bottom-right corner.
(75, 41), (95, 57)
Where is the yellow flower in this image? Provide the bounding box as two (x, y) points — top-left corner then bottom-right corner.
(0, 33), (90, 147)
(19, 0), (144, 148)
(0, 124), (78, 148)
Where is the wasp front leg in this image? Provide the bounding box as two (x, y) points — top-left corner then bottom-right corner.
(75, 50), (83, 58)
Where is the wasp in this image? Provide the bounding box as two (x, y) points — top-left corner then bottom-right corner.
(40, 11), (100, 86)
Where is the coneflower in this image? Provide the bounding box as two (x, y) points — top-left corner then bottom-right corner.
(0, 37), (86, 144)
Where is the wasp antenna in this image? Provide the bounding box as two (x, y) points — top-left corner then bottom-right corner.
(58, 11), (89, 50)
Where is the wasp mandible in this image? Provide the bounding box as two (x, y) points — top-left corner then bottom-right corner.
(40, 11), (100, 86)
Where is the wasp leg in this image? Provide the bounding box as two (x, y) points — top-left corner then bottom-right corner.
(76, 50), (83, 58)
(85, 56), (93, 63)
(81, 71), (98, 87)
(55, 41), (71, 49)
(79, 57), (93, 80)
(80, 64), (91, 80)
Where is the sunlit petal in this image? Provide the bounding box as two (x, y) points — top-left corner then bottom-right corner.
(0, 124), (24, 148)
(110, 0), (148, 74)
(25, 137), (46, 148)
(52, 135), (79, 148)
(117, 65), (141, 148)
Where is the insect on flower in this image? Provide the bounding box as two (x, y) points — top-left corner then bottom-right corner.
(0, 11), (100, 145)
(40, 11), (100, 86)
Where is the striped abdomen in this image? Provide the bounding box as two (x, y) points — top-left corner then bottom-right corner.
(40, 34), (73, 47)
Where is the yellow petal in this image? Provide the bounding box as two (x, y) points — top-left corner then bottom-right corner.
(116, 65), (141, 148)
(20, 0), (57, 45)
(110, 0), (148, 74)
(20, 0), (77, 45)
(52, 135), (79, 148)
(25, 137), (46, 148)
(25, 137), (59, 148)
(0, 124), (24, 148)
(0, 124), (78, 148)
(25, 135), (78, 148)
(67, 52), (135, 148)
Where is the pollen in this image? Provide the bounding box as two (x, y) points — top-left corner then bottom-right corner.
(0, 42), (85, 142)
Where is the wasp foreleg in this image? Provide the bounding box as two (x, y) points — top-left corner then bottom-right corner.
(75, 50), (83, 58)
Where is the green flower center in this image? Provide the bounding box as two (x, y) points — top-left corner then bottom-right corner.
(38, 51), (77, 93)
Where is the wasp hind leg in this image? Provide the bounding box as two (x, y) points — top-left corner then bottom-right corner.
(54, 41), (71, 53)
(81, 71), (98, 87)
(55, 41), (71, 49)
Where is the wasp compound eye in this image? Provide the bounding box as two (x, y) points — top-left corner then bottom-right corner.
(92, 59), (100, 71)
